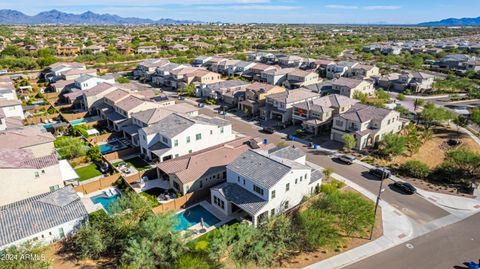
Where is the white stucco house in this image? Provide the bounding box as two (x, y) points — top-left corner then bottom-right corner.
(138, 113), (235, 162)
(211, 146), (323, 226)
(0, 186), (88, 250)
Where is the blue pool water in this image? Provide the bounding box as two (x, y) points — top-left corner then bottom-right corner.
(70, 118), (87, 126)
(175, 205), (221, 231)
(100, 144), (113, 154)
(43, 123), (54, 129)
(90, 193), (120, 214)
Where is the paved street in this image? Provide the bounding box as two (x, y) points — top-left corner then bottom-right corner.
(198, 107), (450, 225)
(346, 212), (480, 269)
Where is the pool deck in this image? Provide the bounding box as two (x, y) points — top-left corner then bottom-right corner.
(132, 178), (171, 193)
(181, 201), (242, 241)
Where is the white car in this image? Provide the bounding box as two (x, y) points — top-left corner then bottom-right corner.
(338, 155), (356, 164)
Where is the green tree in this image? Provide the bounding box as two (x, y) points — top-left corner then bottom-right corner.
(471, 108), (480, 126)
(397, 93), (406, 101)
(353, 91), (368, 104)
(88, 145), (102, 163)
(115, 76), (130, 84)
(438, 149), (480, 185)
(296, 209), (340, 250)
(54, 136), (88, 159)
(378, 133), (407, 158)
(401, 160), (431, 179)
(376, 89), (390, 100)
(341, 134), (356, 151)
(74, 223), (109, 259)
(418, 103), (456, 129)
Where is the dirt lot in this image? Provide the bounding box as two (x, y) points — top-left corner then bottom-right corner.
(280, 186), (383, 269)
(46, 241), (114, 269)
(393, 126), (480, 169)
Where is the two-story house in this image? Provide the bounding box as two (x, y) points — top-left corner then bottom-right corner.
(133, 58), (170, 80)
(0, 127), (77, 205)
(284, 69), (321, 89)
(377, 72), (435, 93)
(292, 94), (358, 135)
(238, 82), (286, 116)
(260, 88), (320, 123)
(74, 74), (115, 91)
(330, 103), (403, 150)
(211, 147), (323, 226)
(326, 61), (358, 79)
(156, 137), (274, 195)
(198, 80), (250, 107)
(348, 64), (380, 79)
(332, 78), (375, 98)
(44, 62), (86, 82)
(138, 113), (235, 162)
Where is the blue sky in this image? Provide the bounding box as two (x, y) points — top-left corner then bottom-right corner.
(4, 0), (480, 24)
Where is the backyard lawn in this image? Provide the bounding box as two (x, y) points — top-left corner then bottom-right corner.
(75, 164), (103, 181)
(113, 156), (152, 171)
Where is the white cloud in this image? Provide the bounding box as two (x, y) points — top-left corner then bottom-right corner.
(363, 5), (402, 10)
(199, 4), (301, 10)
(325, 5), (359, 9)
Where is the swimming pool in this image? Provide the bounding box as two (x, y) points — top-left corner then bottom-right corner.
(100, 144), (113, 154)
(175, 205), (221, 231)
(43, 123), (54, 129)
(71, 116), (99, 126)
(99, 140), (126, 154)
(90, 193), (120, 214)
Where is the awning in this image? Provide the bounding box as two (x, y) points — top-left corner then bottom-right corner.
(59, 159), (79, 182)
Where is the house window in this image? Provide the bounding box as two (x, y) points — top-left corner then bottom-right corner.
(173, 181), (180, 190)
(186, 136), (190, 143)
(237, 176), (240, 183)
(220, 127), (224, 133)
(162, 136), (168, 143)
(175, 154), (179, 158)
(34, 172), (40, 178)
(49, 185), (59, 192)
(271, 190), (276, 199)
(300, 176), (303, 182)
(270, 208), (275, 217)
(243, 179), (245, 185)
(196, 133), (202, 140)
(253, 185), (264, 196)
(286, 183), (290, 191)
(210, 130), (213, 135)
(174, 139), (178, 147)
(213, 196), (225, 209)
(188, 149), (193, 153)
(305, 173), (308, 179)
(335, 120), (343, 127)
(284, 201), (289, 209)
(295, 178), (298, 184)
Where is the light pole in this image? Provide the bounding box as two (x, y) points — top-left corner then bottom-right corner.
(369, 171), (386, 240)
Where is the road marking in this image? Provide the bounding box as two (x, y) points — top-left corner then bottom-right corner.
(405, 243), (414, 249)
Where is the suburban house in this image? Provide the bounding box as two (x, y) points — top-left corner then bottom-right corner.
(238, 82), (286, 116)
(138, 113), (235, 162)
(211, 146), (323, 226)
(432, 54), (475, 71)
(198, 79), (250, 107)
(169, 44), (189, 51)
(192, 56), (213, 67)
(74, 74), (115, 91)
(56, 45), (80, 56)
(312, 59), (336, 77)
(292, 94), (359, 135)
(226, 61), (256, 77)
(332, 78), (375, 98)
(330, 103), (403, 150)
(0, 186), (88, 250)
(61, 69), (97, 81)
(284, 69), (321, 89)
(82, 45), (105, 54)
(377, 72), (435, 93)
(156, 137), (274, 195)
(348, 64), (380, 79)
(0, 98), (24, 123)
(247, 63), (278, 81)
(44, 62), (86, 82)
(151, 63), (189, 87)
(123, 103), (199, 146)
(260, 88), (320, 124)
(261, 68), (293, 86)
(326, 61), (358, 79)
(277, 55), (305, 68)
(133, 58), (170, 80)
(0, 127), (77, 206)
(136, 46), (159, 54)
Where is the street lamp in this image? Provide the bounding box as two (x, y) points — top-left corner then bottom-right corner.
(369, 171), (386, 240)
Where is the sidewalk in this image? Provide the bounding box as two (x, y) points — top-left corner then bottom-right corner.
(306, 161), (414, 269)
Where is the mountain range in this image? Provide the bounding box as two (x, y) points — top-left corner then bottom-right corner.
(419, 16), (480, 26)
(0, 9), (202, 25)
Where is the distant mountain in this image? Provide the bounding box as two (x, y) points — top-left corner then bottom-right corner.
(419, 16), (480, 26)
(0, 9), (202, 25)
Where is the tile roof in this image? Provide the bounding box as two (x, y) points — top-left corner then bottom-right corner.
(212, 182), (268, 216)
(267, 88), (320, 104)
(227, 149), (310, 189)
(332, 77), (364, 89)
(268, 146), (305, 161)
(339, 103), (393, 123)
(0, 149), (58, 169)
(114, 96), (146, 112)
(0, 126), (55, 149)
(0, 186), (88, 247)
(293, 94), (358, 113)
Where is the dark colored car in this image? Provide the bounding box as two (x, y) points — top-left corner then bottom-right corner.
(338, 155), (356, 164)
(261, 127), (275, 134)
(369, 167), (391, 179)
(393, 182), (417, 194)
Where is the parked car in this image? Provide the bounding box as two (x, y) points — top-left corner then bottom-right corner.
(261, 127), (275, 134)
(338, 155), (356, 164)
(369, 167), (391, 179)
(393, 182), (417, 194)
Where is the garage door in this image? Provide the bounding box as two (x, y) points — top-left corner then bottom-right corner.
(332, 132), (344, 142)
